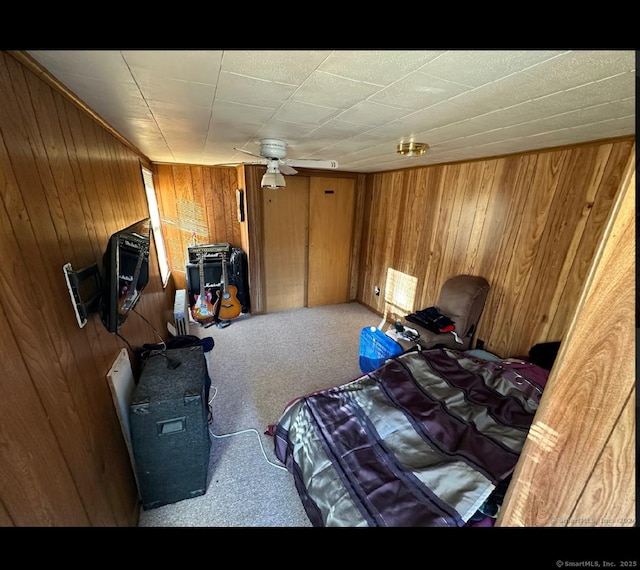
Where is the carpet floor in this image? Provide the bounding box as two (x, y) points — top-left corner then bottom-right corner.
(137, 302), (381, 527)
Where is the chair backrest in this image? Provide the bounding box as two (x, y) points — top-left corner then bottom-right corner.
(436, 274), (490, 349)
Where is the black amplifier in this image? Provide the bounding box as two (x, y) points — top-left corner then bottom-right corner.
(187, 242), (231, 264)
(129, 346), (211, 510)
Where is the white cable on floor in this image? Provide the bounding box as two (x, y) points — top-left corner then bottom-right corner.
(208, 386), (288, 472)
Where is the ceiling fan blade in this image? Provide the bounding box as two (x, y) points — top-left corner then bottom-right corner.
(284, 158), (339, 170)
(278, 163), (298, 175)
(234, 147), (266, 162)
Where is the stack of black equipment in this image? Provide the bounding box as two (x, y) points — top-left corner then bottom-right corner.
(129, 345), (211, 510)
(185, 243), (250, 315)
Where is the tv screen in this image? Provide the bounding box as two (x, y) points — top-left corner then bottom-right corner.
(99, 218), (151, 334)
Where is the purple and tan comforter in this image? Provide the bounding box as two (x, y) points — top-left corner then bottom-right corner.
(272, 347), (547, 527)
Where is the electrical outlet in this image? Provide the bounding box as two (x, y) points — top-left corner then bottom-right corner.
(374, 286), (380, 296)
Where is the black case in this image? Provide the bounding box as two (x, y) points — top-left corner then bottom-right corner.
(229, 247), (250, 314)
(129, 346), (211, 510)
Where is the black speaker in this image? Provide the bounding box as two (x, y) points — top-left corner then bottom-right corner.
(129, 346), (211, 510)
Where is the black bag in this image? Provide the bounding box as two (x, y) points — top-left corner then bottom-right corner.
(529, 341), (561, 370)
(229, 247), (250, 313)
(406, 307), (455, 334)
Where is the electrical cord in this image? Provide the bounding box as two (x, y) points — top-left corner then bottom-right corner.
(207, 386), (288, 472)
(132, 308), (167, 351)
(115, 331), (134, 352)
(131, 309), (183, 369)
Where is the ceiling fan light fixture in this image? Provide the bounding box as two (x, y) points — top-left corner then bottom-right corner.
(397, 141), (429, 157)
(261, 171), (286, 189)
(261, 158), (286, 188)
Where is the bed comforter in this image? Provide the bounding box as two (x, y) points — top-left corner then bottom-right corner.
(272, 347), (547, 527)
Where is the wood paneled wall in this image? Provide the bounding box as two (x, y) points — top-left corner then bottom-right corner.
(356, 138), (635, 357)
(0, 52), (173, 526)
(498, 148), (636, 527)
(153, 163), (242, 291)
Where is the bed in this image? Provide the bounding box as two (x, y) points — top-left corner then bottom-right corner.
(270, 346), (549, 527)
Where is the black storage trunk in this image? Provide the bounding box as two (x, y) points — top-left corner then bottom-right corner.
(129, 346), (211, 510)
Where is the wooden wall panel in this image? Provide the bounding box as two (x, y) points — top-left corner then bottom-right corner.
(497, 151), (635, 527)
(153, 163), (240, 291)
(356, 138), (635, 357)
(569, 386), (636, 526)
(0, 51), (173, 526)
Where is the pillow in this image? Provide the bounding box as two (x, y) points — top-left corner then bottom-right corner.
(464, 348), (501, 362)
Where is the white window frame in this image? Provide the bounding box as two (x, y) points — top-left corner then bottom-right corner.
(142, 167), (171, 287)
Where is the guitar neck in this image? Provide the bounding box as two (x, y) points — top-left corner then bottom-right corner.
(221, 255), (228, 292)
(199, 255), (206, 296)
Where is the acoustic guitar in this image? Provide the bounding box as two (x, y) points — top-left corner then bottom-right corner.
(214, 252), (242, 321)
(192, 253), (216, 322)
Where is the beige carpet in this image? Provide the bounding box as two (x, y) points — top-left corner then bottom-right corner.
(137, 302), (381, 527)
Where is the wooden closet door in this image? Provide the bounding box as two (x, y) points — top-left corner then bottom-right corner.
(307, 177), (355, 307)
(262, 176), (309, 312)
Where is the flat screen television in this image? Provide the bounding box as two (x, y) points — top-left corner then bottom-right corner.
(99, 218), (151, 334)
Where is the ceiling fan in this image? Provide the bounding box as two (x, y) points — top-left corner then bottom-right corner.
(232, 139), (339, 188)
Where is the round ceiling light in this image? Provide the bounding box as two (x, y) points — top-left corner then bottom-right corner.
(397, 142), (429, 156)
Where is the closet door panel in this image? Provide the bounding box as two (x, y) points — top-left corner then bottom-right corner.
(262, 176), (309, 312)
(308, 177), (355, 307)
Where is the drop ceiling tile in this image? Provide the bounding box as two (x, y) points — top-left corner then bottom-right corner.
(365, 120), (431, 140)
(516, 101), (635, 133)
(151, 102), (212, 131)
(318, 50), (444, 85)
(123, 50), (224, 83)
(296, 120), (372, 152)
(424, 120), (504, 145)
(292, 71), (381, 109)
(337, 100), (413, 127)
(395, 101), (481, 132)
(205, 124), (266, 153)
(320, 132), (393, 155)
(369, 71), (472, 110)
(566, 116), (636, 138)
(210, 99), (275, 126)
(141, 78), (217, 107)
(256, 119), (319, 146)
(532, 72), (636, 114)
(418, 50), (566, 88)
(523, 50), (636, 86)
(216, 71), (297, 108)
(221, 50), (331, 85)
(450, 71), (568, 113)
(273, 100), (341, 125)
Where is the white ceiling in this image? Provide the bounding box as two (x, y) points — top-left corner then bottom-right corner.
(26, 50), (636, 173)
